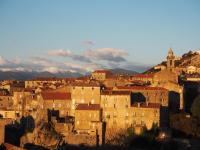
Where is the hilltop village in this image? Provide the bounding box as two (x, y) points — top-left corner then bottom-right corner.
(0, 48), (200, 149)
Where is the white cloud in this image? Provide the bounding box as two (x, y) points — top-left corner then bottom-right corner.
(30, 57), (55, 67)
(48, 49), (72, 57)
(85, 48), (128, 62)
(42, 67), (64, 73)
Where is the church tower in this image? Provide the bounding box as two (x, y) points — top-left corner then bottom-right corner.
(167, 48), (175, 72)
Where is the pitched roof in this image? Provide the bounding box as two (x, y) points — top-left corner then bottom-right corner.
(70, 82), (100, 87)
(101, 90), (131, 95)
(41, 92), (71, 100)
(28, 77), (62, 81)
(93, 70), (112, 74)
(116, 86), (167, 91)
(76, 104), (101, 110)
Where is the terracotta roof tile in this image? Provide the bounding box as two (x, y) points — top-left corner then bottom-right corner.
(93, 70), (112, 74)
(116, 86), (167, 91)
(41, 92), (71, 100)
(76, 104), (101, 110)
(71, 82), (100, 87)
(101, 90), (131, 95)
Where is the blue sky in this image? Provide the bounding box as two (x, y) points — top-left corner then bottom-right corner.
(0, 0), (199, 73)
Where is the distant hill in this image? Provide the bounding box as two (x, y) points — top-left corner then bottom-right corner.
(109, 68), (138, 75)
(0, 71), (83, 80)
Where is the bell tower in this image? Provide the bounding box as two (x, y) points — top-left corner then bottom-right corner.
(167, 48), (175, 72)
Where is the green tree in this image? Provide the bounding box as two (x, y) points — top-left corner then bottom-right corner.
(191, 95), (200, 121)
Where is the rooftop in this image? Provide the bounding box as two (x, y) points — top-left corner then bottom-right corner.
(70, 82), (100, 87)
(116, 86), (168, 91)
(93, 70), (112, 74)
(101, 90), (131, 95)
(41, 92), (71, 100)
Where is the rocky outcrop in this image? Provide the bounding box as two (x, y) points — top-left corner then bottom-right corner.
(20, 121), (63, 149)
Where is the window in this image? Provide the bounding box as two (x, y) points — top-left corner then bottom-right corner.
(113, 119), (117, 125)
(132, 120), (136, 125)
(113, 112), (117, 118)
(141, 120), (145, 125)
(170, 60), (172, 66)
(92, 123), (95, 129)
(141, 112), (144, 117)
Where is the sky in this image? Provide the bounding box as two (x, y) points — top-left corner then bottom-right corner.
(0, 0), (200, 73)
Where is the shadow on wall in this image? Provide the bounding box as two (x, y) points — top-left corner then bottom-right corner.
(131, 92), (146, 104)
(169, 91), (180, 113)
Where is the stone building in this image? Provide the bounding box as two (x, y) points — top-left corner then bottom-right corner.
(25, 77), (64, 88)
(167, 48), (175, 72)
(114, 86), (169, 107)
(91, 70), (113, 81)
(0, 93), (13, 110)
(131, 74), (154, 83)
(130, 102), (161, 134)
(100, 91), (133, 129)
(153, 69), (178, 84)
(41, 92), (72, 118)
(74, 104), (102, 135)
(0, 119), (13, 144)
(71, 82), (101, 106)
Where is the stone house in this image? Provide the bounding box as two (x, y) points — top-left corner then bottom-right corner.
(71, 82), (101, 106)
(91, 70), (113, 81)
(114, 86), (169, 107)
(75, 104), (102, 135)
(100, 90), (133, 129)
(41, 92), (72, 119)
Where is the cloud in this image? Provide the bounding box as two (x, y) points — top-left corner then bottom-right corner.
(0, 56), (8, 65)
(64, 62), (105, 73)
(85, 48), (128, 62)
(30, 56), (55, 66)
(47, 49), (92, 63)
(81, 40), (94, 46)
(0, 46), (152, 73)
(48, 49), (72, 57)
(71, 54), (92, 63)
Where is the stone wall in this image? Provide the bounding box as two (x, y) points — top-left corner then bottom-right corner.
(64, 134), (97, 146)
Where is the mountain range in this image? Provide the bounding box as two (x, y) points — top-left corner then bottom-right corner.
(0, 68), (138, 80)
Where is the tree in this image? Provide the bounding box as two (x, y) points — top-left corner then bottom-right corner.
(191, 95), (200, 121)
